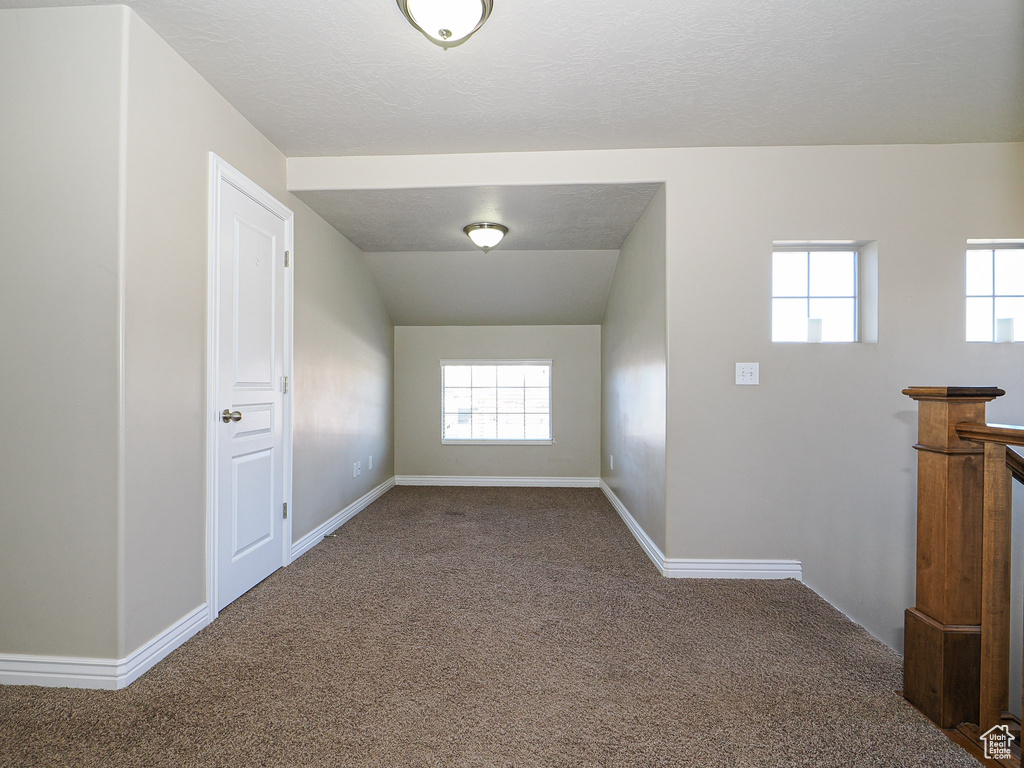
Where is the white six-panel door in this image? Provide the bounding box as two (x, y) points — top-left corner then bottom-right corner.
(209, 157), (292, 614)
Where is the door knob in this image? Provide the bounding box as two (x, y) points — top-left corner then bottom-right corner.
(221, 409), (242, 423)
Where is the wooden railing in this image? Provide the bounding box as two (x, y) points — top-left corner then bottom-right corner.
(953, 423), (1024, 749)
(904, 387), (1024, 765)
(1008, 449), (1024, 486)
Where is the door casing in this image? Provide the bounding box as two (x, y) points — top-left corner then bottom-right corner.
(206, 153), (294, 620)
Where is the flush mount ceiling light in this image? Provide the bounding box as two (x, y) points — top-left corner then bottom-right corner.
(397, 0), (493, 48)
(464, 222), (508, 252)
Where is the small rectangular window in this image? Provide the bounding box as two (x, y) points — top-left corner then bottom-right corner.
(772, 244), (864, 343)
(966, 242), (1024, 342)
(441, 361), (552, 444)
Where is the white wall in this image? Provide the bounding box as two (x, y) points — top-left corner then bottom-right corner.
(394, 325), (601, 479)
(292, 144), (1024, 652)
(1, 6), (395, 661)
(601, 187), (667, 550)
(292, 209), (394, 540)
(0, 6), (124, 657)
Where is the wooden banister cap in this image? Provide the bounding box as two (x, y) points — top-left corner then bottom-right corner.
(903, 386), (1006, 402)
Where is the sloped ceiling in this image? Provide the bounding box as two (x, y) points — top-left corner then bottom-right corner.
(2, 0), (1022, 156)
(294, 184), (662, 252)
(365, 250), (620, 326)
(295, 184), (659, 325)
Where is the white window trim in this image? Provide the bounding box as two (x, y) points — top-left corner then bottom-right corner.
(440, 359), (553, 445)
(771, 240), (877, 344)
(442, 440), (555, 446)
(965, 240), (1024, 343)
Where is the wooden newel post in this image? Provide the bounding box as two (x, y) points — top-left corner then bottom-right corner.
(901, 386), (1005, 728)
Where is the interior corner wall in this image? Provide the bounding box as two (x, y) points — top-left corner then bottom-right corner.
(121, 9), (292, 655)
(122, 9), (396, 655)
(664, 143), (1024, 651)
(394, 325), (601, 479)
(0, 3), (397, 663)
(294, 144), (1024, 654)
(601, 186), (668, 551)
(0, 6), (124, 658)
(291, 206), (394, 541)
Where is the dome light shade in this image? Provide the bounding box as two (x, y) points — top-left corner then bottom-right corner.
(398, 0), (493, 48)
(464, 222), (508, 252)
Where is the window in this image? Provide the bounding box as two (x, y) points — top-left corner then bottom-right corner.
(966, 243), (1024, 342)
(441, 361), (552, 444)
(772, 245), (860, 342)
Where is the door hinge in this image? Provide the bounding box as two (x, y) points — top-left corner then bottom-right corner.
(283, 502), (288, 519)
(281, 375), (288, 394)
(284, 250), (290, 267)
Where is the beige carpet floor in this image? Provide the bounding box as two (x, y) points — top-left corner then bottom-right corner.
(1, 486), (979, 767)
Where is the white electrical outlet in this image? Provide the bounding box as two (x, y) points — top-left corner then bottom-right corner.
(610, 454), (614, 470)
(369, 455), (373, 470)
(735, 362), (759, 385)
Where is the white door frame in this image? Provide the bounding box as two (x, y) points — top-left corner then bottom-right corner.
(206, 153), (294, 621)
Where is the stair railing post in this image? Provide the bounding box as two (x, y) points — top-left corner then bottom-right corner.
(902, 386), (1005, 728)
(979, 440), (1012, 733)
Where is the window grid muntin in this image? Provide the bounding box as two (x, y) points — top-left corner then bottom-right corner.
(441, 360), (552, 443)
(772, 246), (859, 343)
(966, 244), (1024, 342)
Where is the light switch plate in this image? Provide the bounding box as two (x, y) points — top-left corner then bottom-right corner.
(736, 363), (759, 385)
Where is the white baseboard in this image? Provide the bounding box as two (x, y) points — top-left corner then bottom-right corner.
(659, 559), (803, 579)
(0, 603), (210, 690)
(600, 480), (665, 568)
(395, 475), (600, 488)
(599, 480), (802, 581)
(0, 478), (796, 691)
(0, 476), (398, 691)
(291, 476), (396, 560)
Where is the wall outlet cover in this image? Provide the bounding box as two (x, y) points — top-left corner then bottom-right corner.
(736, 363), (759, 385)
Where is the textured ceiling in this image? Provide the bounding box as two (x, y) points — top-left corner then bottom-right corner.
(364, 250), (620, 326)
(9, 0), (1020, 325)
(2, 0), (1022, 156)
(294, 184), (662, 251)
(296, 184), (659, 324)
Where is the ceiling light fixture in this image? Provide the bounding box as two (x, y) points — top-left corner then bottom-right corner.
(464, 222), (508, 252)
(397, 0), (493, 49)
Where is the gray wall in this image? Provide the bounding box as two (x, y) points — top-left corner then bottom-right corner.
(122, 8), (293, 655)
(601, 187), (667, 551)
(0, 6), (124, 657)
(664, 145), (1024, 650)
(292, 208), (394, 540)
(5, 5), (1023, 665)
(394, 325), (601, 479)
(1, 6), (395, 660)
(292, 144), (1024, 653)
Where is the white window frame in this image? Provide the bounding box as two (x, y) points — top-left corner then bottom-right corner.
(966, 240), (1024, 343)
(440, 359), (553, 445)
(771, 240), (878, 344)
